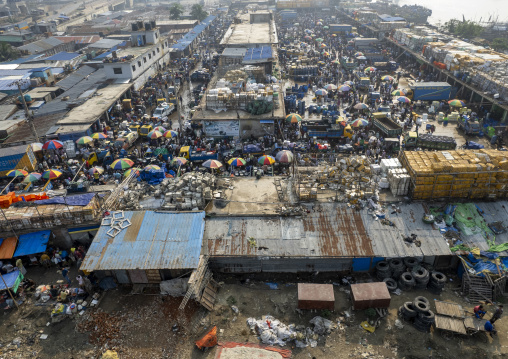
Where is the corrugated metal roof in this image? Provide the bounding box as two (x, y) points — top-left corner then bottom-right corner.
(0, 237), (17, 259)
(243, 46), (273, 62)
(361, 203), (452, 258)
(44, 52), (82, 61)
(81, 211), (205, 271)
(13, 230), (50, 257)
(206, 204), (374, 257)
(171, 15), (217, 51)
(18, 37), (64, 54)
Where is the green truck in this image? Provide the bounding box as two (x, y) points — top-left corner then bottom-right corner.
(403, 132), (457, 150)
(372, 112), (402, 137)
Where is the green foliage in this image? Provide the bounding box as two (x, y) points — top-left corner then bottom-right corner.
(169, 3), (184, 20)
(0, 43), (19, 62)
(491, 38), (508, 51)
(321, 309), (332, 319)
(443, 19), (484, 38)
(246, 100), (273, 115)
(365, 308), (377, 318)
(226, 295), (237, 305)
(190, 4), (208, 21)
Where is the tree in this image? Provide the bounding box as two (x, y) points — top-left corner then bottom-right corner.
(491, 38), (508, 52)
(190, 4), (208, 21)
(169, 3), (184, 20)
(443, 19), (484, 39)
(0, 43), (19, 62)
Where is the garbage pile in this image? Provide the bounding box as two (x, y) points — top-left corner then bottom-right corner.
(161, 172), (216, 211)
(119, 182), (160, 210)
(246, 315), (336, 348)
(398, 296), (435, 332)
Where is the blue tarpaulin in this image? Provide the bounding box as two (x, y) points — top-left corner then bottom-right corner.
(13, 230), (50, 257)
(0, 269), (20, 291)
(35, 193), (95, 206)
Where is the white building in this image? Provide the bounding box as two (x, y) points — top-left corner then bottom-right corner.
(103, 21), (171, 89)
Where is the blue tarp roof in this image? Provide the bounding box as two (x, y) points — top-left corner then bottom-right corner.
(13, 230), (51, 257)
(0, 270), (20, 291)
(244, 46), (273, 62)
(81, 211), (206, 271)
(171, 15), (216, 51)
(45, 52), (81, 61)
(378, 14), (405, 22)
(35, 193), (95, 206)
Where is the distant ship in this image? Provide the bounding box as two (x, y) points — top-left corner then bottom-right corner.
(366, 2), (432, 24)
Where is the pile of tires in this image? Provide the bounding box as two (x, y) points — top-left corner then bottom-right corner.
(383, 278), (397, 293)
(398, 272), (415, 291)
(412, 297), (434, 332)
(389, 258), (405, 279)
(376, 260), (392, 280)
(399, 301), (417, 321)
(428, 271), (447, 294)
(413, 267), (430, 290)
(404, 257), (419, 272)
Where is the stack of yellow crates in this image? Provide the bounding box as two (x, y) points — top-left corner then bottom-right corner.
(399, 150), (508, 200)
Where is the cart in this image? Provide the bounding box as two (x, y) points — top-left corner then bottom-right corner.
(433, 300), (489, 341)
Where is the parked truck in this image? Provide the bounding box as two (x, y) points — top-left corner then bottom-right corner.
(405, 82), (451, 101)
(179, 146), (218, 162)
(152, 102), (175, 120)
(372, 112), (403, 136)
(457, 117), (481, 135)
(0, 144), (37, 177)
(340, 56), (357, 71)
(403, 132), (457, 150)
(373, 61), (398, 72)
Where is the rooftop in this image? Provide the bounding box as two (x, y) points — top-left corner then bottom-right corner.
(81, 211), (206, 271)
(171, 15), (217, 51)
(44, 52), (82, 61)
(221, 23), (275, 46)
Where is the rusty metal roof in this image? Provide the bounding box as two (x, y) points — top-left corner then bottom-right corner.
(206, 204), (374, 258)
(81, 211), (205, 271)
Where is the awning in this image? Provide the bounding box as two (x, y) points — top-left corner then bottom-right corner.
(13, 230), (50, 257)
(0, 269), (23, 292)
(68, 225), (100, 234)
(260, 120), (274, 124)
(0, 237), (17, 259)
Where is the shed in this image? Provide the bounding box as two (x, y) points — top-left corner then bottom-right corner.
(350, 282), (391, 310)
(298, 283), (335, 310)
(80, 211), (206, 284)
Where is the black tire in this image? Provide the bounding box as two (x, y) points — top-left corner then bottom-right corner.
(418, 310), (435, 324)
(413, 320), (431, 332)
(414, 300), (430, 313)
(413, 296), (430, 307)
(389, 258), (404, 270)
(376, 260), (389, 271)
(402, 302), (418, 318)
(404, 257), (418, 268)
(400, 272), (415, 285)
(383, 278), (397, 291)
(413, 268), (429, 281)
(430, 271), (447, 284)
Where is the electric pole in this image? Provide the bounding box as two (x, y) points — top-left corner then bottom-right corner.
(16, 81), (39, 143)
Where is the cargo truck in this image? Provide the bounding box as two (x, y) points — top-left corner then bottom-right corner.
(405, 82), (451, 101)
(372, 112), (403, 136)
(0, 144), (37, 177)
(304, 122), (354, 139)
(373, 61), (398, 72)
(179, 146), (218, 162)
(457, 117), (481, 135)
(340, 56), (357, 71)
(403, 132), (457, 150)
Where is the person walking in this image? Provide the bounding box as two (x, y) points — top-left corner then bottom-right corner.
(491, 305), (503, 324)
(62, 267), (71, 285)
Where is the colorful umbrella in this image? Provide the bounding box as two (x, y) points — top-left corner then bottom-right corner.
(23, 172), (42, 183)
(356, 56), (367, 60)
(391, 89), (406, 96)
(339, 85), (351, 92)
(7, 169), (28, 177)
(147, 130), (163, 139)
(258, 155), (276, 165)
(76, 136), (93, 145)
(344, 81), (354, 86)
(364, 67), (376, 72)
(316, 22), (323, 26)
(305, 29), (312, 34)
(202, 160), (223, 169)
(276, 150), (294, 164)
(324, 84), (337, 91)
(171, 157), (188, 166)
(381, 75), (394, 82)
(286, 113), (302, 123)
(332, 34), (337, 37)
(42, 140), (63, 150)
(110, 158), (134, 170)
(92, 132), (108, 140)
(351, 119), (369, 127)
(316, 38), (324, 42)
(124, 168), (140, 177)
(154, 126), (166, 133)
(322, 51), (330, 56)
(332, 60), (340, 64)
(354, 103), (369, 110)
(163, 130), (178, 138)
(304, 35), (312, 40)
(42, 169), (62, 180)
(31, 143), (43, 152)
(354, 52), (364, 57)
(144, 165), (161, 171)
(323, 25), (329, 29)
(228, 157), (246, 167)
(397, 96), (411, 104)
(89, 166), (104, 175)
(315, 89), (328, 96)
(448, 99), (465, 107)
(320, 43), (327, 48)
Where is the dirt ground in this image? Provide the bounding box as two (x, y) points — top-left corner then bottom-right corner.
(2, 266), (507, 359)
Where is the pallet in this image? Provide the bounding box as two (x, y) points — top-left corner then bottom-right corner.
(200, 280), (219, 311)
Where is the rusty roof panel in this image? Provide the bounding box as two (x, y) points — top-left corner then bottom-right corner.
(206, 204), (374, 257)
(81, 211), (205, 271)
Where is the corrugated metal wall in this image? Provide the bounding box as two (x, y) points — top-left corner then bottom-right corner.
(210, 257), (354, 273)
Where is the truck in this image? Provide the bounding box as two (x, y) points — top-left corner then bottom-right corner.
(457, 117), (481, 135)
(190, 70), (211, 82)
(179, 146), (218, 162)
(0, 144), (37, 177)
(114, 132), (138, 150)
(354, 72), (371, 90)
(340, 56), (357, 71)
(373, 61), (398, 72)
(372, 112), (403, 137)
(152, 103), (175, 120)
(140, 125), (153, 137)
(403, 132), (457, 150)
(86, 150), (114, 167)
(405, 82), (451, 101)
(303, 120), (354, 139)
